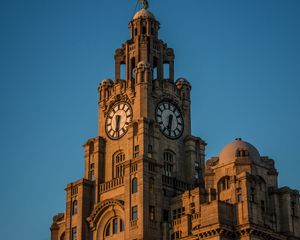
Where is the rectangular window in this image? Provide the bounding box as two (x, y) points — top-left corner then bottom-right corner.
(172, 209), (177, 219)
(237, 194), (242, 203)
(89, 170), (95, 180)
(72, 227), (77, 240)
(149, 206), (155, 221)
(132, 206), (138, 220)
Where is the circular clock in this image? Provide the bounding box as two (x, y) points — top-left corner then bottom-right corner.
(155, 101), (184, 139)
(105, 102), (133, 140)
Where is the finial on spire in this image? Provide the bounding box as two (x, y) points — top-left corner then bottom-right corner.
(139, 0), (149, 10)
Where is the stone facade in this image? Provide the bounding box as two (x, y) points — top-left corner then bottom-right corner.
(50, 6), (300, 240)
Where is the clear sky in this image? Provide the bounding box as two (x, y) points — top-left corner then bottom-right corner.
(0, 1), (299, 240)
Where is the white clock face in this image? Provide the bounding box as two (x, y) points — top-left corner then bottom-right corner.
(105, 102), (133, 139)
(156, 101), (184, 139)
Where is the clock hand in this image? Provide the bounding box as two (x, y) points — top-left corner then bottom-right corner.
(167, 114), (173, 131)
(115, 115), (121, 132)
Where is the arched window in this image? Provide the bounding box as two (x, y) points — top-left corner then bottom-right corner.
(236, 149), (250, 157)
(104, 217), (125, 237)
(113, 152), (125, 178)
(218, 176), (230, 192)
(132, 178), (138, 193)
(120, 219), (125, 232)
(105, 223), (111, 236)
(72, 200), (78, 215)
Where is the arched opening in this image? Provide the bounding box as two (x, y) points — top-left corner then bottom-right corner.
(153, 57), (158, 80)
(104, 217), (125, 238)
(131, 57), (136, 80)
(218, 176), (230, 192)
(120, 62), (126, 80)
(163, 62), (170, 79)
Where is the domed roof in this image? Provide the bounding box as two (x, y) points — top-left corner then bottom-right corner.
(101, 78), (113, 85)
(133, 9), (156, 20)
(219, 138), (261, 165)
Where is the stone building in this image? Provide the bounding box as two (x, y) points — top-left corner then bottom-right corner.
(50, 4), (300, 240)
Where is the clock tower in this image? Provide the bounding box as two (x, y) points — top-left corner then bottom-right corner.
(51, 4), (206, 240)
(91, 4), (206, 240)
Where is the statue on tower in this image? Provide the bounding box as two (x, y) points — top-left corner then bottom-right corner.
(139, 0), (149, 10)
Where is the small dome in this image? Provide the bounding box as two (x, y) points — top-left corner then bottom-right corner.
(133, 9), (156, 20)
(219, 138), (261, 165)
(101, 78), (113, 85)
(175, 77), (191, 88)
(176, 77), (189, 84)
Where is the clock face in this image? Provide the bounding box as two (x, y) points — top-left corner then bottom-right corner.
(105, 102), (133, 140)
(156, 101), (184, 139)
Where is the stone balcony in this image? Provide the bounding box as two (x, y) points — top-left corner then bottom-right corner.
(99, 176), (124, 193)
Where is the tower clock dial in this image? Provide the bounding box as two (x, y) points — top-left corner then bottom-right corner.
(156, 101), (184, 139)
(105, 102), (133, 140)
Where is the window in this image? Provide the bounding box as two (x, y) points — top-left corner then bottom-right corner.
(105, 218), (124, 236)
(236, 149), (249, 157)
(172, 207), (185, 219)
(250, 187), (255, 202)
(113, 152), (125, 178)
(149, 206), (155, 221)
(218, 176), (230, 191)
(163, 152), (174, 177)
(89, 170), (95, 180)
(132, 206), (138, 220)
(195, 162), (200, 179)
(120, 219), (125, 232)
(134, 145), (139, 158)
(132, 178), (138, 193)
(105, 222), (111, 236)
(72, 200), (78, 215)
(149, 177), (154, 192)
(238, 194), (242, 203)
(72, 227), (77, 240)
(113, 218), (118, 234)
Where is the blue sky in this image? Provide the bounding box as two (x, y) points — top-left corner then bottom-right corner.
(0, 1), (299, 240)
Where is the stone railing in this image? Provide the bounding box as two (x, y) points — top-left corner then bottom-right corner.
(172, 218), (182, 226)
(130, 220), (137, 228)
(162, 175), (190, 191)
(99, 176), (124, 193)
